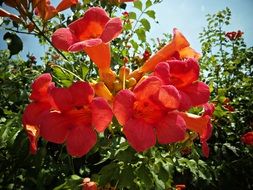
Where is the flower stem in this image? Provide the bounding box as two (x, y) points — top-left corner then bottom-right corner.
(50, 64), (84, 81)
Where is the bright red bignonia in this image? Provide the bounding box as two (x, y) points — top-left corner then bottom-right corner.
(113, 76), (187, 152)
(153, 61), (212, 157)
(22, 73), (56, 154)
(39, 81), (113, 157)
(52, 7), (122, 71)
(153, 59), (210, 111)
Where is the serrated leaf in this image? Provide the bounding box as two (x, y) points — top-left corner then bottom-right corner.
(134, 0), (142, 11)
(140, 18), (151, 31)
(145, 10), (156, 19)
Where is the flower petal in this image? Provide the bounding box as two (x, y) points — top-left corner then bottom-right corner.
(91, 97), (113, 132)
(201, 140), (210, 158)
(134, 76), (161, 100)
(179, 47), (201, 60)
(66, 125), (97, 157)
(56, 0), (78, 12)
(156, 113), (186, 144)
(180, 81), (210, 107)
(0, 8), (21, 22)
(51, 87), (73, 111)
(68, 39), (102, 51)
(202, 103), (215, 116)
(30, 73), (55, 102)
(113, 90), (135, 125)
(179, 112), (209, 135)
(140, 28), (190, 73)
(157, 85), (180, 109)
(68, 7), (109, 40)
(154, 62), (171, 84)
(24, 124), (39, 154)
(168, 58), (200, 88)
(100, 17), (123, 43)
(40, 112), (69, 144)
(178, 90), (192, 111)
(83, 43), (111, 70)
(124, 118), (156, 152)
(52, 28), (78, 51)
(69, 82), (94, 107)
(22, 102), (52, 126)
(201, 121), (212, 141)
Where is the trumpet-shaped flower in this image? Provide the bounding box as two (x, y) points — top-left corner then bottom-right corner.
(35, 0), (78, 21)
(154, 59), (210, 111)
(39, 81), (113, 157)
(52, 7), (122, 70)
(140, 28), (200, 73)
(22, 73), (55, 154)
(113, 76), (186, 152)
(153, 61), (212, 156)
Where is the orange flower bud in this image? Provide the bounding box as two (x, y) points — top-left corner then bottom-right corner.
(127, 68), (143, 82)
(119, 66), (130, 81)
(99, 69), (117, 91)
(93, 82), (113, 102)
(126, 77), (136, 88)
(113, 80), (122, 92)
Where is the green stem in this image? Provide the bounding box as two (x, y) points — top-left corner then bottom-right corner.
(26, 15), (68, 60)
(4, 28), (37, 36)
(68, 155), (75, 174)
(129, 7), (148, 39)
(51, 64), (84, 81)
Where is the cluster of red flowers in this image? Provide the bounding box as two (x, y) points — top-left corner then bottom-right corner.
(22, 73), (113, 157)
(225, 30), (244, 41)
(23, 6), (213, 158)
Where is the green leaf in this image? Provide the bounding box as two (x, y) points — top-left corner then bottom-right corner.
(140, 18), (151, 31)
(99, 163), (120, 186)
(130, 39), (138, 51)
(81, 64), (89, 78)
(136, 165), (153, 188)
(124, 23), (132, 30)
(118, 166), (135, 188)
(145, 0), (152, 9)
(52, 67), (73, 87)
(135, 28), (146, 42)
(134, 0), (142, 11)
(129, 12), (137, 19)
(3, 32), (23, 58)
(145, 10), (156, 19)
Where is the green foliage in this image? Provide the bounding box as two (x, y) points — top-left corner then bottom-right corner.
(199, 7), (253, 190)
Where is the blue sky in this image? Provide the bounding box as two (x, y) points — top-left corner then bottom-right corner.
(0, 0), (252, 62)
